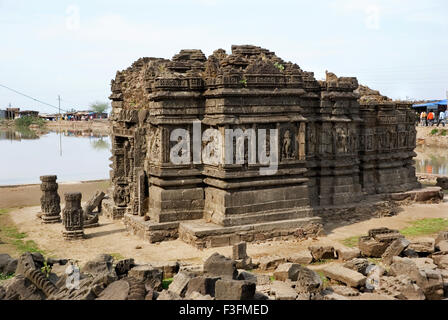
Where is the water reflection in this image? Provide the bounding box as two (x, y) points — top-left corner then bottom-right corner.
(0, 128), (111, 186)
(414, 146), (448, 175)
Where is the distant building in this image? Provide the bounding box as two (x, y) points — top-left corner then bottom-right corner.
(18, 110), (39, 118)
(0, 109), (16, 120)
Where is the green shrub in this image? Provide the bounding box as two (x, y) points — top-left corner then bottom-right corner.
(441, 129), (447, 136)
(14, 116), (45, 128)
(430, 128), (439, 135)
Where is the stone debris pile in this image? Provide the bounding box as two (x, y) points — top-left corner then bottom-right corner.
(1, 234), (448, 300)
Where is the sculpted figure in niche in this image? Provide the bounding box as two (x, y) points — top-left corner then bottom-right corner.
(114, 185), (130, 207)
(282, 130), (293, 159)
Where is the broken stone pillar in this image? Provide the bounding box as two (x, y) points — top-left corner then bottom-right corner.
(62, 193), (84, 240)
(40, 175), (61, 224)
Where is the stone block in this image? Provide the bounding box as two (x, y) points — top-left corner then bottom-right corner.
(203, 253), (237, 280)
(232, 242), (247, 260)
(308, 245), (336, 261)
(185, 276), (219, 297)
(270, 281), (297, 300)
(337, 247), (361, 261)
(288, 251), (313, 265)
(382, 238), (410, 265)
(273, 263), (301, 282)
(96, 280), (130, 300)
(408, 238), (435, 254)
(436, 177), (448, 190)
(257, 255), (285, 271)
(168, 271), (194, 297)
(128, 265), (163, 290)
(215, 280), (256, 300)
(322, 264), (366, 288)
(295, 266), (322, 293)
(358, 237), (389, 258)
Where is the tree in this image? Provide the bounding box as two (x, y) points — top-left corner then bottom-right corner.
(89, 101), (110, 114)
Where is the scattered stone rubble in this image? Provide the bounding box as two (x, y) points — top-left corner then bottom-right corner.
(2, 234), (448, 300)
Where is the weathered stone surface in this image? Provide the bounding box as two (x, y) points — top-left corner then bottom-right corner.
(295, 266), (322, 294)
(288, 251), (313, 265)
(257, 255), (286, 271)
(435, 231), (448, 247)
(157, 290), (182, 300)
(203, 253), (237, 280)
(215, 280), (255, 300)
(115, 259), (135, 276)
(337, 247), (361, 261)
(358, 236), (390, 258)
(390, 257), (444, 300)
(40, 175), (61, 224)
(128, 265), (163, 290)
(343, 258), (370, 275)
(237, 270), (257, 284)
(96, 280), (130, 300)
(232, 242), (247, 260)
(15, 252), (37, 276)
(322, 264), (366, 288)
(308, 245), (336, 261)
(186, 291), (214, 300)
(382, 238), (410, 265)
(169, 271), (194, 297)
(0, 254), (13, 274)
(330, 285), (360, 297)
(408, 238), (435, 255)
(436, 240), (448, 252)
(274, 263), (301, 282)
(82, 254), (115, 276)
(149, 261), (180, 279)
(270, 281), (297, 300)
(2, 275), (45, 300)
(62, 192), (84, 240)
(3, 259), (17, 275)
(375, 275), (425, 300)
(185, 276), (219, 297)
(436, 177), (448, 190)
(432, 252), (448, 269)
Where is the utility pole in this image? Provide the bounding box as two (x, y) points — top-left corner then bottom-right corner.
(58, 95), (61, 120)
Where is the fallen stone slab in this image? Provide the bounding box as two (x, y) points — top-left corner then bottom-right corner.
(432, 252), (448, 269)
(168, 271), (195, 297)
(203, 253), (237, 280)
(0, 254), (13, 274)
(322, 264), (366, 288)
(96, 280), (130, 300)
(337, 247), (361, 261)
(270, 281), (297, 300)
(185, 276), (219, 297)
(308, 245), (336, 261)
(273, 263), (301, 282)
(288, 250), (313, 265)
(408, 238), (435, 255)
(358, 237), (390, 258)
(215, 280), (255, 300)
(436, 177), (448, 190)
(128, 265), (163, 290)
(435, 231), (448, 247)
(295, 266), (322, 294)
(149, 261), (180, 279)
(257, 255), (286, 271)
(157, 290), (182, 300)
(382, 238), (410, 265)
(237, 270), (257, 284)
(436, 240), (448, 252)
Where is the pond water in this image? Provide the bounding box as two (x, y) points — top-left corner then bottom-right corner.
(414, 145), (448, 175)
(0, 128), (111, 186)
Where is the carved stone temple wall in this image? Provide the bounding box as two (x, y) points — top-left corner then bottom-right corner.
(107, 45), (420, 248)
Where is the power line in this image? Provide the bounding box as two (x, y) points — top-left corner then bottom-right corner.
(0, 83), (69, 113)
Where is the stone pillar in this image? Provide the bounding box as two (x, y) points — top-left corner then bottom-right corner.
(62, 192), (84, 240)
(40, 175), (61, 224)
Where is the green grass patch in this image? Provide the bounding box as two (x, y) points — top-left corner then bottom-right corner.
(14, 116), (46, 128)
(0, 209), (10, 215)
(0, 223), (44, 255)
(109, 253), (125, 261)
(430, 128), (439, 135)
(316, 271), (330, 289)
(341, 236), (360, 248)
(400, 218), (448, 237)
(0, 273), (15, 281)
(162, 278), (173, 290)
(441, 129), (447, 136)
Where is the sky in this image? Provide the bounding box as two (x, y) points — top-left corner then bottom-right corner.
(0, 0), (447, 114)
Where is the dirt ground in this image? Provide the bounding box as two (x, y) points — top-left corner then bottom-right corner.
(0, 180), (110, 209)
(1, 199), (447, 267)
(417, 126), (448, 147)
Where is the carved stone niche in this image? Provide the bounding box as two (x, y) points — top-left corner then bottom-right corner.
(280, 125), (296, 161)
(40, 175), (61, 224)
(114, 183), (130, 208)
(62, 192), (84, 240)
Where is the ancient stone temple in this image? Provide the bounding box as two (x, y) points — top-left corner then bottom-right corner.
(40, 175), (61, 224)
(106, 45), (420, 248)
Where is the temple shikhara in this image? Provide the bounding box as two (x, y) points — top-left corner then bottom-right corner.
(104, 45), (420, 248)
